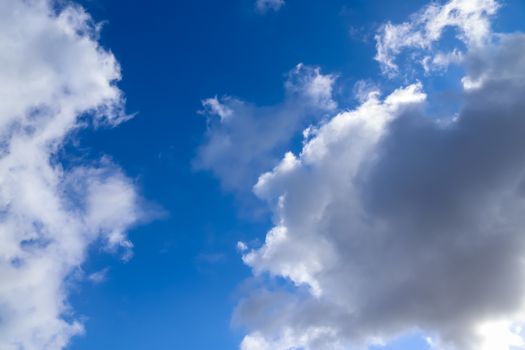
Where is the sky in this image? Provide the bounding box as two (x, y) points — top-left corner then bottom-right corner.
(2, 0), (525, 349)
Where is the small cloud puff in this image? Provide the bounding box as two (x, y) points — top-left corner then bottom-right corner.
(256, 0), (285, 13)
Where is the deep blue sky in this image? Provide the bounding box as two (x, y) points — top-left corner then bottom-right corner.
(63, 1), (525, 349)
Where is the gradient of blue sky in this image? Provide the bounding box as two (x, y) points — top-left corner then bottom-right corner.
(3, 1), (525, 349)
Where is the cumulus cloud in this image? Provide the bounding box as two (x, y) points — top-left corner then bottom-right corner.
(195, 64), (336, 192)
(236, 1), (525, 349)
(256, 0), (285, 13)
(375, 0), (498, 75)
(0, 1), (142, 349)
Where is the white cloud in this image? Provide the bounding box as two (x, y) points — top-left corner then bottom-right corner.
(237, 1), (525, 349)
(202, 97), (233, 121)
(245, 82), (426, 298)
(195, 64), (337, 192)
(285, 63), (337, 111)
(256, 0), (285, 13)
(88, 267), (110, 284)
(237, 241), (248, 252)
(375, 0), (499, 75)
(0, 1), (142, 349)
(422, 49), (464, 73)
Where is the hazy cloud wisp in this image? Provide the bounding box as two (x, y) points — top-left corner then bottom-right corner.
(195, 64), (336, 193)
(256, 0), (285, 13)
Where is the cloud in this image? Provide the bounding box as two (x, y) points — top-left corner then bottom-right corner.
(195, 64), (336, 193)
(0, 1), (143, 349)
(422, 49), (464, 73)
(236, 1), (525, 349)
(375, 0), (499, 75)
(88, 268), (110, 284)
(256, 0), (285, 13)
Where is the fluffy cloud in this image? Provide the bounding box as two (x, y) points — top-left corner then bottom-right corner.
(375, 0), (498, 75)
(256, 0), (285, 13)
(0, 1), (142, 349)
(236, 1), (525, 349)
(195, 64), (336, 192)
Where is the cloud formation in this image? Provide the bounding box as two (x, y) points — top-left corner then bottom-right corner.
(375, 0), (498, 75)
(195, 64), (336, 193)
(0, 1), (142, 349)
(256, 0), (285, 13)
(236, 1), (525, 349)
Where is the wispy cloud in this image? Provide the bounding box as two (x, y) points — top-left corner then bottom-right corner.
(195, 64), (337, 193)
(256, 0), (285, 13)
(88, 267), (110, 284)
(375, 0), (498, 75)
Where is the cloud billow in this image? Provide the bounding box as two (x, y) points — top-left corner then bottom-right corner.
(233, 1), (525, 349)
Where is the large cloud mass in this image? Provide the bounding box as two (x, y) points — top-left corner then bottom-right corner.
(235, 1), (525, 349)
(0, 1), (141, 349)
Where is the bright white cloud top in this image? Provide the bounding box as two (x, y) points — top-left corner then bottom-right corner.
(0, 1), (142, 349)
(222, 0), (525, 349)
(375, 0), (499, 75)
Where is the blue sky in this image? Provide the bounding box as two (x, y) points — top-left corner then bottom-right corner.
(3, 0), (525, 350)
